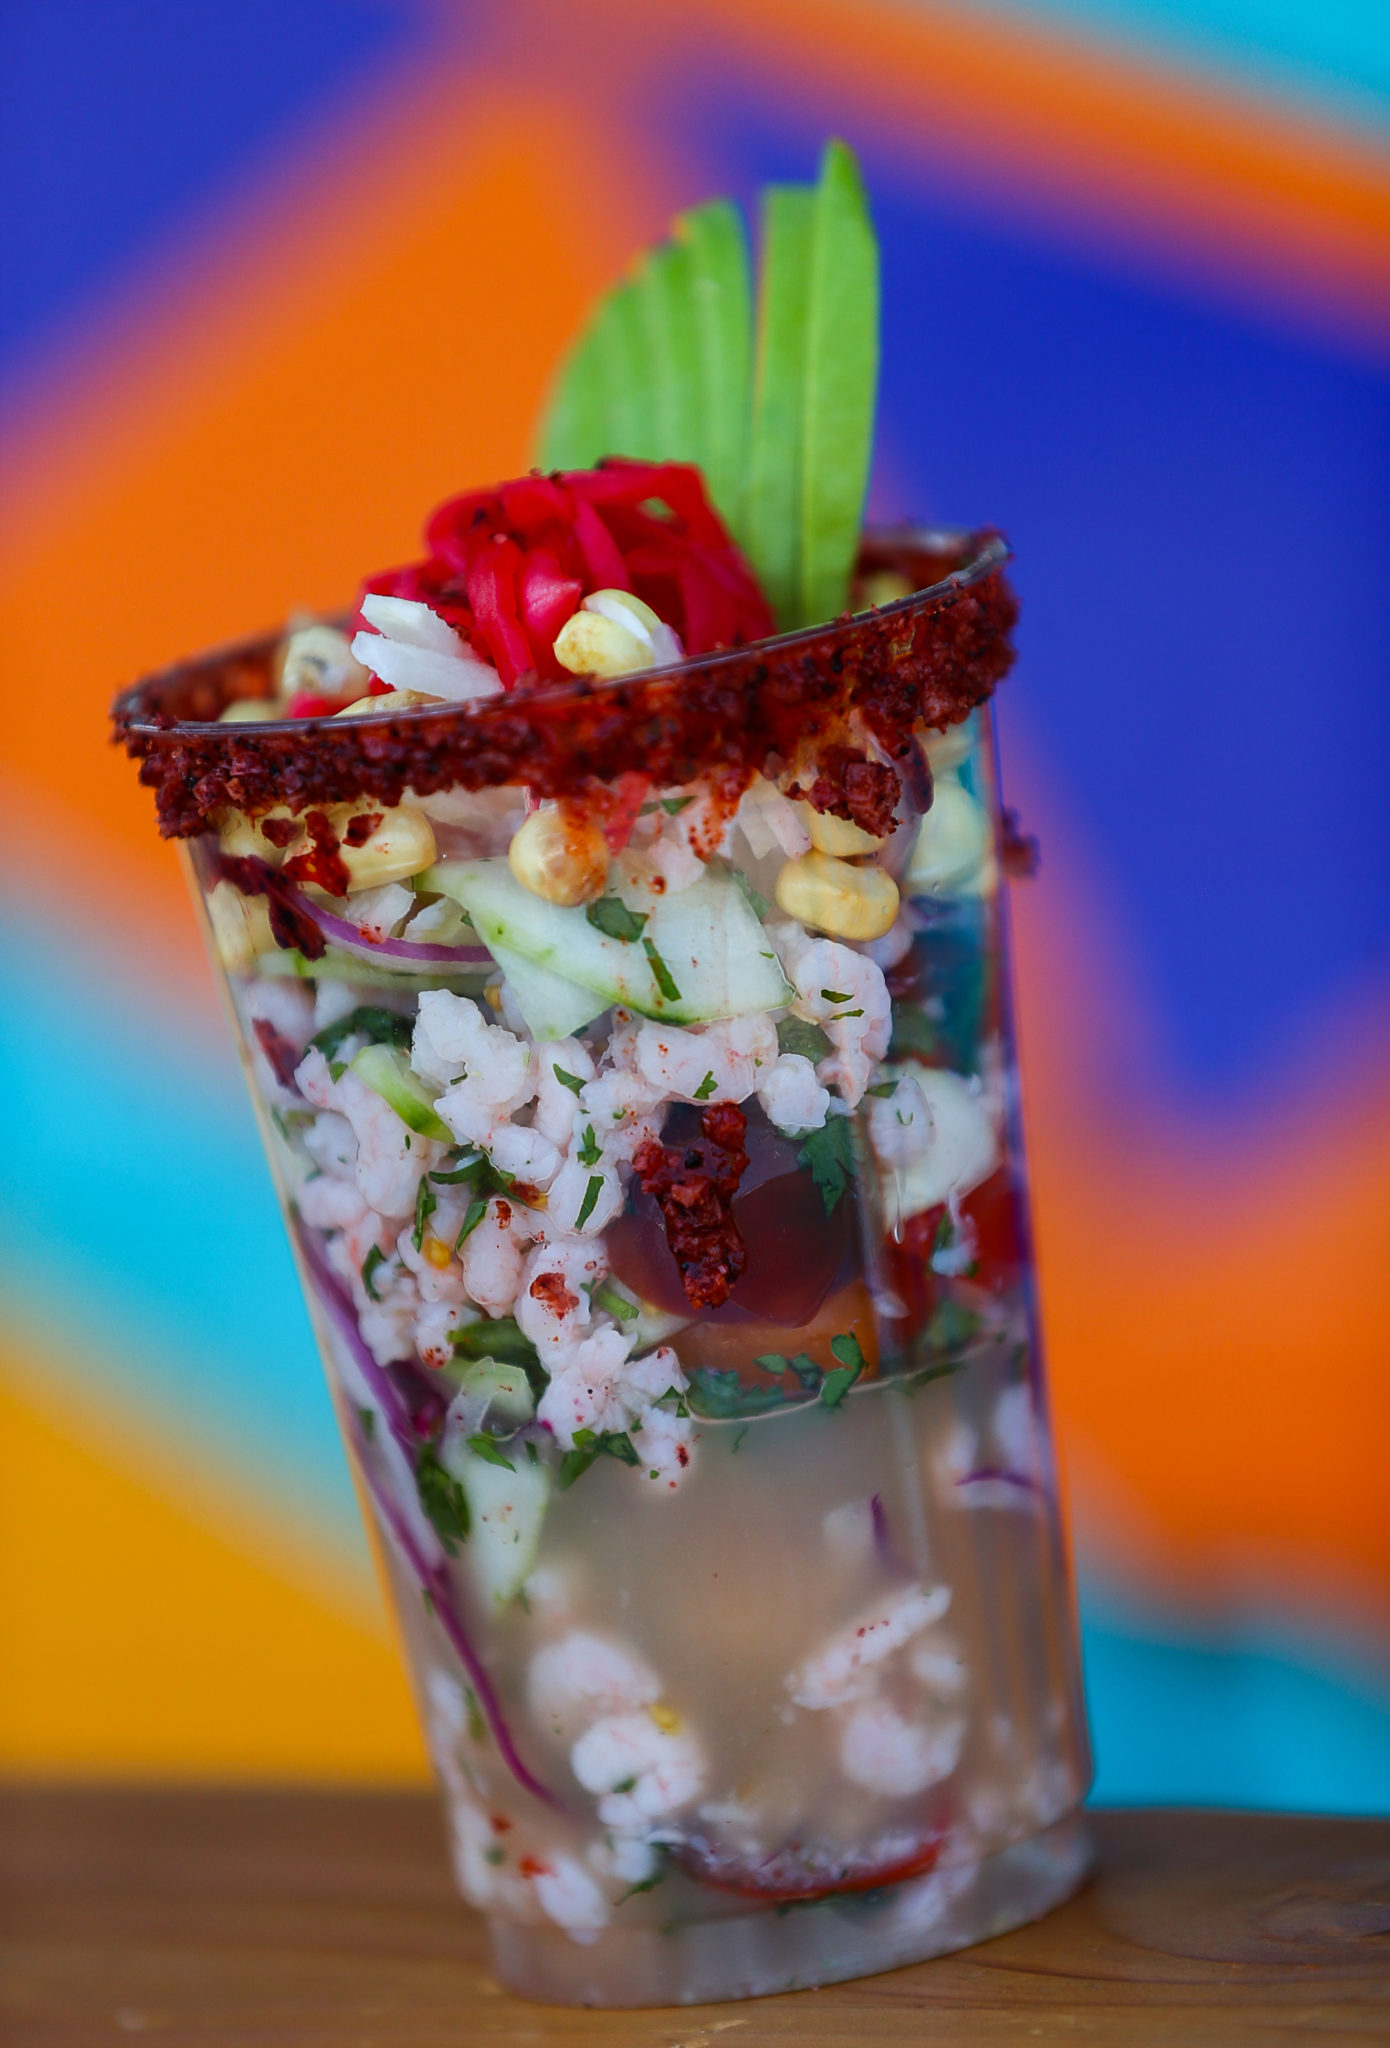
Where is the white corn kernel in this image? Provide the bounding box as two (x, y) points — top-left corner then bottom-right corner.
(583, 589), (683, 665)
(205, 879), (274, 971)
(922, 719), (975, 775)
(508, 806), (609, 906)
(334, 690), (438, 717)
(217, 804), (295, 860)
(334, 804), (437, 890)
(775, 850), (900, 941)
(553, 609), (654, 679)
(904, 779), (989, 897)
(795, 801), (888, 858)
(279, 623), (369, 701)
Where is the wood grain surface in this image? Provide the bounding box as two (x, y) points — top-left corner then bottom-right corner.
(2, 1790), (1388, 2045)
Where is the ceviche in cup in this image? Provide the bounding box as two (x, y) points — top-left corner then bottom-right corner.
(113, 144), (1090, 2005)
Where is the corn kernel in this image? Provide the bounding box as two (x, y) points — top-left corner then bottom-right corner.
(334, 690), (438, 717)
(858, 570), (914, 609)
(794, 801), (887, 858)
(218, 698), (273, 724)
(279, 623), (369, 701)
(205, 880), (274, 971)
(904, 780), (989, 897)
(648, 1702), (680, 1734)
(553, 608), (653, 679)
(775, 850), (899, 941)
(422, 1235), (453, 1270)
(508, 806), (609, 906)
(334, 803), (437, 891)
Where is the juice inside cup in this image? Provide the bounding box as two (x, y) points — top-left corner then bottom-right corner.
(113, 145), (1091, 2006)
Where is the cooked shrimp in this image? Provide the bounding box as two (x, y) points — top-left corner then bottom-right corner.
(769, 921), (891, 1106)
(570, 1709), (705, 1830)
(787, 1585), (951, 1710)
(838, 1700), (965, 1798)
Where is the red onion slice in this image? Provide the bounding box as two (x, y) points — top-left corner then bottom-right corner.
(286, 883), (492, 967)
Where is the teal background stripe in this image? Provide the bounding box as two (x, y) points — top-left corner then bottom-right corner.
(949, 0), (1390, 131)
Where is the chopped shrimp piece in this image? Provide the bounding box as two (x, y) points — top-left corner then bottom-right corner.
(546, 1137), (624, 1237)
(529, 1850), (611, 1939)
(839, 1701), (965, 1798)
(486, 1122), (562, 1188)
(298, 1175), (368, 1233)
(537, 1333), (684, 1448)
(769, 921), (891, 1107)
(415, 1299), (469, 1369)
(787, 1585), (951, 1710)
(413, 988), (534, 1114)
(756, 1051), (830, 1135)
(527, 1631), (660, 1738)
(515, 1238), (605, 1356)
(303, 1110), (356, 1176)
(532, 1039), (596, 1145)
(570, 1710), (705, 1829)
(458, 1196), (530, 1317)
(629, 1403), (697, 1492)
(632, 1013), (777, 1104)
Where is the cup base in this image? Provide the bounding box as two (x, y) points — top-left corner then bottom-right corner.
(486, 1808), (1092, 2008)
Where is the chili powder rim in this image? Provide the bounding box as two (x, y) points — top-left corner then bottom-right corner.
(113, 525), (1015, 838)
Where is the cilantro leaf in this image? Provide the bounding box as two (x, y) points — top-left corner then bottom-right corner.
(798, 1115), (856, 1214)
(693, 1071), (717, 1101)
(309, 1005), (413, 1062)
(455, 1198), (489, 1251)
(821, 989), (851, 1004)
(587, 897), (648, 942)
(577, 1124), (602, 1168)
(642, 936), (682, 1002)
(412, 1176), (436, 1253)
(777, 1016), (831, 1062)
(821, 1330), (866, 1407)
(575, 1174), (604, 1230)
(557, 1427), (640, 1490)
(552, 1066), (585, 1096)
(464, 1433), (516, 1472)
(415, 1448), (470, 1553)
(361, 1244), (387, 1301)
(450, 1317), (542, 1374)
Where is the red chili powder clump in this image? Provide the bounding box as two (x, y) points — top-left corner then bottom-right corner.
(633, 1102), (750, 1309)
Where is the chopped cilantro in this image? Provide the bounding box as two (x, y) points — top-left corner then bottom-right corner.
(415, 1447), (471, 1553)
(798, 1115), (856, 1214)
(430, 1150), (487, 1185)
(412, 1176), (436, 1252)
(686, 1367), (799, 1419)
(525, 1438), (540, 1465)
(356, 1405), (376, 1442)
(777, 1015), (832, 1062)
(465, 1433), (516, 1472)
(642, 937), (681, 1002)
(837, 1007), (864, 1018)
(821, 988), (851, 1004)
(361, 1244), (387, 1301)
(309, 1005), (413, 1061)
(926, 1299), (982, 1355)
(661, 794), (694, 815)
(449, 1317), (541, 1373)
(753, 1352), (788, 1373)
(586, 896), (648, 942)
(732, 869), (772, 918)
(455, 1198), (489, 1250)
(577, 1124), (602, 1167)
(616, 1854), (668, 1904)
(328, 1060), (347, 1083)
(901, 1358), (964, 1396)
(866, 1078), (898, 1098)
(575, 1174), (604, 1230)
(483, 1844), (505, 1866)
(558, 1427), (641, 1490)
(821, 1330), (866, 1408)
(594, 1281), (639, 1323)
(610, 1775), (639, 1795)
(731, 1426), (749, 1453)
(552, 1065), (585, 1096)
(888, 1003), (938, 1061)
(693, 1070), (717, 1100)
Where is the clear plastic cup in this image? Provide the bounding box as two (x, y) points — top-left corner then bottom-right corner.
(116, 528), (1091, 2005)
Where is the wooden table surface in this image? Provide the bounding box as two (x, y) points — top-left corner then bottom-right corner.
(3, 1789), (1388, 2046)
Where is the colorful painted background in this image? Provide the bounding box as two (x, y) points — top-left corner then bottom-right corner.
(3, 0), (1387, 1808)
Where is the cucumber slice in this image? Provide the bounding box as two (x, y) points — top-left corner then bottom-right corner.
(257, 945), (482, 990)
(488, 943), (610, 1041)
(349, 1043), (453, 1142)
(448, 1443), (551, 1608)
(423, 859), (792, 1025)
